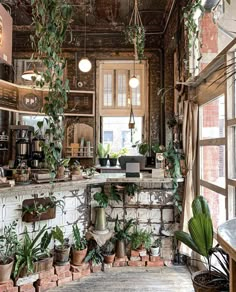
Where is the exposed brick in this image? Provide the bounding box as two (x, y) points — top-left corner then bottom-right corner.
(57, 276), (72, 286)
(150, 256), (162, 262)
(130, 250), (140, 257)
(7, 288), (18, 292)
(113, 261), (127, 267)
(114, 256), (128, 262)
(35, 281), (57, 292)
(70, 263), (90, 273)
(0, 280), (13, 288)
(72, 272), (82, 281)
(38, 268), (55, 279)
(141, 256), (149, 262)
(128, 261), (146, 267)
(130, 256), (140, 261)
(18, 283), (34, 292)
(103, 263), (113, 272)
(146, 260), (164, 267)
(36, 275), (58, 286)
(91, 264), (101, 273)
(81, 269), (91, 277)
(54, 263), (70, 274)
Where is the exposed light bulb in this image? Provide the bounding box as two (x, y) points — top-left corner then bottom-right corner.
(78, 57), (92, 73)
(129, 76), (139, 89)
(21, 70), (42, 81)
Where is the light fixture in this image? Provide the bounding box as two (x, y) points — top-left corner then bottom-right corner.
(129, 75), (139, 89)
(78, 6), (91, 73)
(21, 70), (41, 81)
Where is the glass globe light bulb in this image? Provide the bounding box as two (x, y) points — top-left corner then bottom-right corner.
(78, 57), (92, 73)
(129, 76), (139, 89)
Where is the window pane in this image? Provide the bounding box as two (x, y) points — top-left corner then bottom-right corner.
(117, 73), (127, 107)
(200, 95), (225, 139)
(103, 73), (113, 106)
(131, 75), (141, 106)
(228, 185), (236, 219)
(103, 131), (113, 144)
(200, 187), (226, 229)
(102, 117), (142, 153)
(228, 125), (236, 179)
(200, 145), (225, 188)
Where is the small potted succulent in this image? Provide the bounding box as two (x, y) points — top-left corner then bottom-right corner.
(52, 226), (70, 265)
(102, 239), (115, 264)
(109, 148), (128, 167)
(150, 238), (161, 256)
(0, 221), (19, 282)
(71, 224), (87, 266)
(97, 143), (110, 167)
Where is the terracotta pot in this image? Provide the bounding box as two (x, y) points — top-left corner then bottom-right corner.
(95, 207), (107, 231)
(0, 258), (14, 283)
(19, 261), (38, 278)
(54, 245), (70, 265)
(56, 166), (65, 179)
(192, 270), (228, 292)
(116, 240), (126, 258)
(37, 256), (53, 272)
(71, 247), (87, 266)
(103, 253), (115, 264)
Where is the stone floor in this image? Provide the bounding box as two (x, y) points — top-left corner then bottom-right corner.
(49, 266), (194, 292)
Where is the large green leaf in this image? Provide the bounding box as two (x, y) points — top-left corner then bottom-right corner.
(192, 196), (211, 217)
(188, 214), (213, 258)
(175, 231), (200, 254)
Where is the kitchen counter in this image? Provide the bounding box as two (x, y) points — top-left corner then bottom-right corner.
(0, 173), (183, 196)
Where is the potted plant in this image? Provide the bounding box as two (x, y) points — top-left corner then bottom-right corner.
(13, 225), (50, 279)
(37, 230), (53, 272)
(113, 216), (134, 258)
(130, 228), (152, 251)
(97, 143), (110, 167)
(85, 245), (104, 271)
(175, 196), (229, 291)
(52, 226), (70, 265)
(71, 224), (87, 266)
(109, 148), (128, 167)
(22, 195), (64, 222)
(102, 239), (115, 264)
(150, 238), (162, 256)
(0, 221), (19, 282)
(56, 158), (70, 179)
(70, 160), (81, 176)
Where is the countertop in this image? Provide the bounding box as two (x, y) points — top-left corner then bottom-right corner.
(0, 173), (183, 196)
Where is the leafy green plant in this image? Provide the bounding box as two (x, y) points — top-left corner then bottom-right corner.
(52, 226), (68, 247)
(0, 221), (19, 264)
(175, 196), (229, 288)
(22, 196), (65, 217)
(130, 228), (152, 250)
(164, 142), (182, 213)
(124, 183), (140, 197)
(125, 25), (145, 61)
(31, 0), (72, 177)
(72, 224), (87, 251)
(85, 246), (104, 265)
(13, 225), (51, 279)
(94, 190), (109, 208)
(134, 141), (150, 156)
(97, 143), (111, 158)
(102, 239), (115, 256)
(151, 143), (165, 154)
(109, 148), (128, 158)
(114, 216), (134, 241)
(151, 238), (162, 248)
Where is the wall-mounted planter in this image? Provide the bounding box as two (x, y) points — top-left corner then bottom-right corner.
(22, 197), (56, 223)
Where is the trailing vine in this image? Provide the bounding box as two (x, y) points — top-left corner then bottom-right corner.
(124, 25), (145, 61)
(30, 0), (72, 177)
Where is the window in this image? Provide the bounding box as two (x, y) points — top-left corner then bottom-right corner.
(98, 60), (148, 151)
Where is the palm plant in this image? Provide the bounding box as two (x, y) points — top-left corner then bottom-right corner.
(175, 196), (229, 288)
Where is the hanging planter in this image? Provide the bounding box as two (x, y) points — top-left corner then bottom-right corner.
(124, 0), (145, 61)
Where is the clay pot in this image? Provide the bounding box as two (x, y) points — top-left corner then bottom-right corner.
(37, 256), (53, 272)
(19, 261), (38, 278)
(0, 258), (14, 283)
(71, 247), (87, 265)
(54, 245), (70, 265)
(103, 253), (115, 264)
(56, 166), (65, 179)
(115, 240), (126, 258)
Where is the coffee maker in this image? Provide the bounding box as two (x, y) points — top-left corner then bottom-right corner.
(10, 125), (34, 167)
(31, 136), (45, 168)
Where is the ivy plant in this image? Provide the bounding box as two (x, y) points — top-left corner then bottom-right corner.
(30, 0), (72, 178)
(124, 25), (145, 61)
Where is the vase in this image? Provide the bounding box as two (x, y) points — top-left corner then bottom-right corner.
(95, 207), (107, 231)
(116, 240), (126, 258)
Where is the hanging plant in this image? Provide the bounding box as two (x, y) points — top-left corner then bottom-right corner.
(30, 0), (72, 178)
(182, 0), (204, 52)
(125, 25), (145, 61)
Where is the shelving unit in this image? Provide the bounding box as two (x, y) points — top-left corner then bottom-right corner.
(65, 145), (94, 159)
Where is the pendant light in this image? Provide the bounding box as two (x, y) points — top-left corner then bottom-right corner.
(78, 6), (92, 73)
(129, 59), (139, 89)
